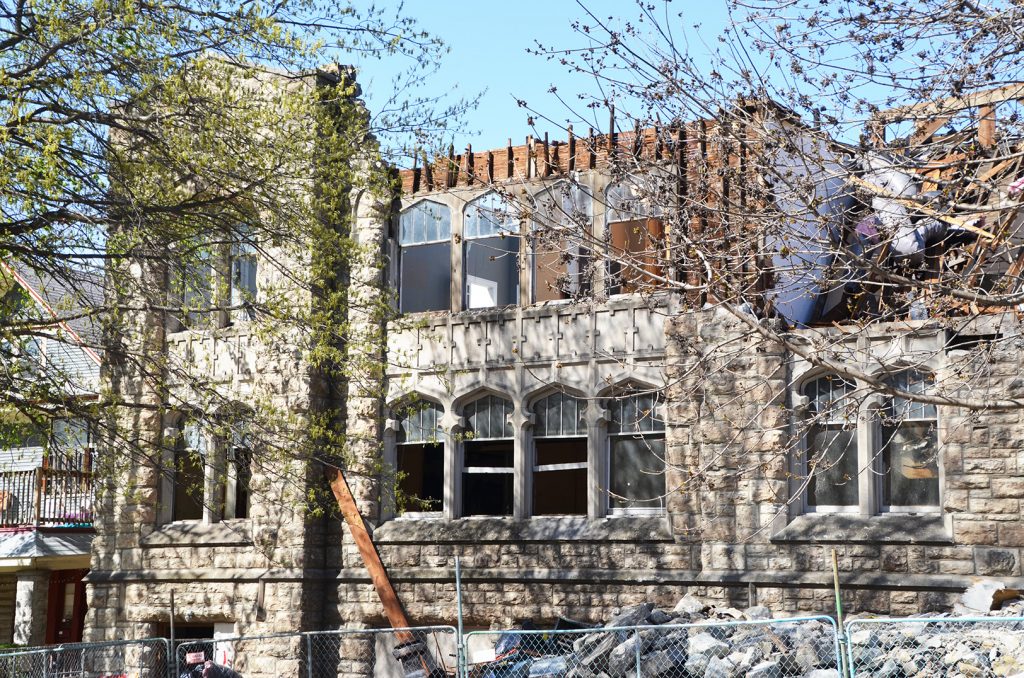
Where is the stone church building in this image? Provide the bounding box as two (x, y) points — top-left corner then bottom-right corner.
(78, 79), (1024, 673)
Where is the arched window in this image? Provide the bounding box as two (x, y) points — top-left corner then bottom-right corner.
(396, 400), (444, 514)
(531, 182), (592, 302)
(803, 375), (858, 511)
(881, 370), (939, 510)
(532, 392), (588, 515)
(606, 179), (666, 295)
(223, 423), (252, 520)
(462, 395), (514, 516)
(399, 200), (452, 313)
(463, 192), (520, 309)
(605, 390), (665, 514)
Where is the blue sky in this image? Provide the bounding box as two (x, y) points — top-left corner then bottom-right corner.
(352, 1), (735, 153)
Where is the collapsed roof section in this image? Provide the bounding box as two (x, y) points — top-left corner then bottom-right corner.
(397, 87), (1024, 328)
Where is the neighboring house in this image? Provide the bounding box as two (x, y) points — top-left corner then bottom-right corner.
(0, 265), (102, 645)
(80, 82), (1024, 676)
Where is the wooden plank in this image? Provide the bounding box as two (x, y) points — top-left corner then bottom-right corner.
(978, 105), (996, 149)
(327, 467), (415, 643)
(879, 83), (1024, 122)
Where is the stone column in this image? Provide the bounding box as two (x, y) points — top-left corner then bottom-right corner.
(13, 569), (49, 646)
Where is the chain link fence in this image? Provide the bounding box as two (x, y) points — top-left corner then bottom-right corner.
(9, 616), (1024, 678)
(0, 637), (169, 678)
(465, 616), (840, 678)
(845, 616), (1024, 677)
(305, 626), (458, 678)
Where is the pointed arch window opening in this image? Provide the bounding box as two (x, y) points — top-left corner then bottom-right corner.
(531, 182), (593, 302)
(606, 179), (668, 295)
(803, 374), (859, 512)
(533, 392), (588, 516)
(462, 395), (514, 516)
(606, 391), (666, 514)
(464, 192), (521, 310)
(396, 401), (444, 514)
(399, 200), (452, 313)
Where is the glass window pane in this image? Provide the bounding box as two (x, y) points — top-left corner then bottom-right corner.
(609, 435), (665, 510)
(398, 402), (443, 444)
(883, 422), (940, 507)
(400, 201), (451, 245)
(465, 192), (518, 238)
(400, 242), (451, 313)
(173, 444), (204, 521)
(806, 426), (859, 507)
(465, 441), (513, 468)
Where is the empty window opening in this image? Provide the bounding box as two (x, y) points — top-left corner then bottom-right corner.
(532, 182), (592, 302)
(607, 391), (665, 513)
(397, 401), (444, 513)
(464, 192), (520, 309)
(532, 392), (587, 515)
(399, 200), (452, 313)
(172, 420), (206, 522)
(462, 396), (513, 516)
(223, 426), (251, 520)
(803, 375), (859, 511)
(606, 180), (666, 294)
(881, 370), (940, 510)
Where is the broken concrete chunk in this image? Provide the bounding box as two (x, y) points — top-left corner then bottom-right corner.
(688, 632), (730, 658)
(744, 605), (773, 621)
(746, 659), (782, 678)
(703, 655), (734, 678)
(606, 603), (654, 629)
(639, 648), (685, 678)
(672, 594), (704, 616)
(529, 656), (569, 678)
(646, 609), (673, 625)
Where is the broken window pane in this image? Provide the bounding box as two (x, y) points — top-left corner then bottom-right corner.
(532, 182), (592, 302)
(804, 375), (858, 509)
(400, 201), (452, 313)
(397, 401), (444, 513)
(882, 370), (939, 509)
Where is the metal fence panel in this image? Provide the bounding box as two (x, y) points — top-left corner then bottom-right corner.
(0, 637), (169, 678)
(305, 626), (459, 678)
(845, 616), (1024, 677)
(464, 616), (840, 678)
(175, 631), (307, 678)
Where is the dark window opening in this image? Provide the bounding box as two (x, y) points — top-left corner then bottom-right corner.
(462, 440), (513, 516)
(398, 443), (443, 512)
(609, 435), (665, 511)
(533, 438), (587, 515)
(172, 422), (205, 522)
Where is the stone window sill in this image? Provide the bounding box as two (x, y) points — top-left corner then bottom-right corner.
(373, 516), (672, 544)
(772, 513), (952, 544)
(141, 520), (252, 547)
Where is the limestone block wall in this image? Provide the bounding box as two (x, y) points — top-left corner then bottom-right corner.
(334, 307), (1024, 628)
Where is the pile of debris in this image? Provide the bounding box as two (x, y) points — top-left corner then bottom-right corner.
(477, 596), (839, 678)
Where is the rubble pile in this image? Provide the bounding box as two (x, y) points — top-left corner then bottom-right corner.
(480, 596), (839, 678)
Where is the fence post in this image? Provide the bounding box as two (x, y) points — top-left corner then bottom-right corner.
(306, 633), (314, 678)
(634, 627), (642, 678)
